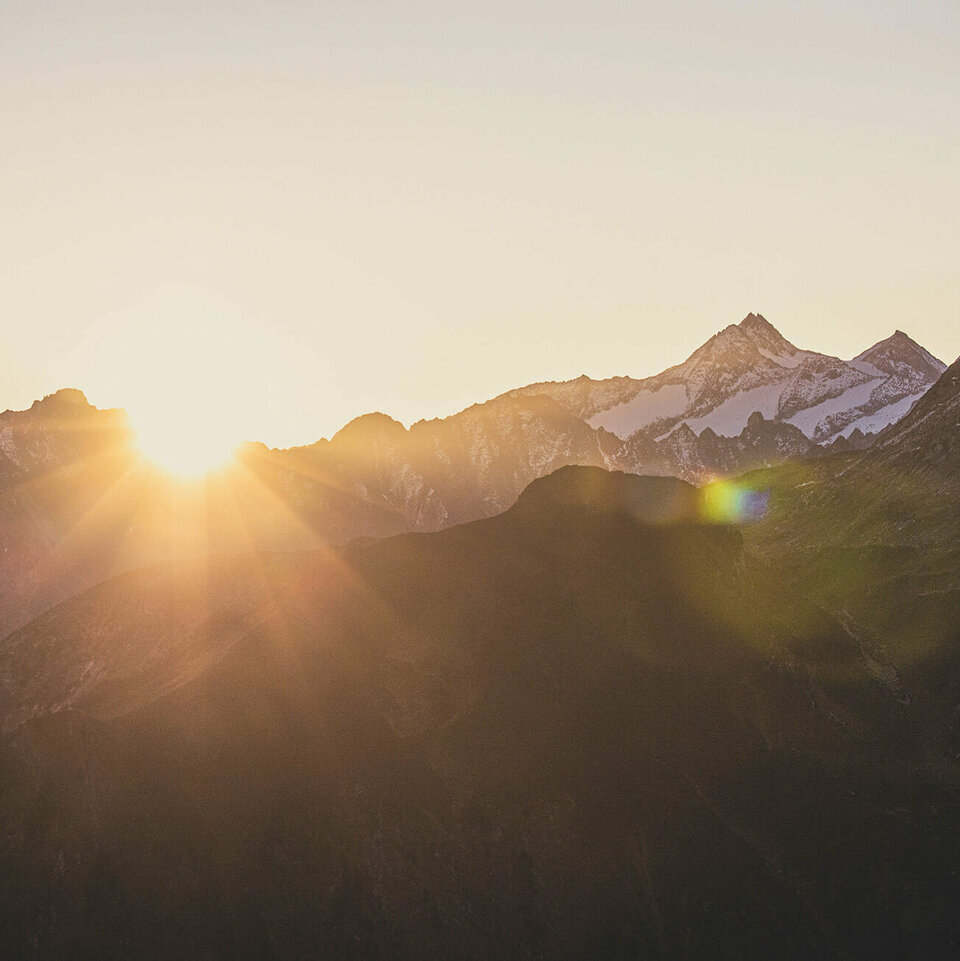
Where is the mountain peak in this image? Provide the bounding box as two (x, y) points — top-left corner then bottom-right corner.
(737, 313), (799, 352)
(860, 329), (921, 352)
(28, 388), (91, 413)
(882, 329), (922, 350)
(738, 312), (773, 331)
(512, 465), (702, 526)
(854, 331), (946, 378)
(332, 412), (407, 446)
(687, 313), (799, 371)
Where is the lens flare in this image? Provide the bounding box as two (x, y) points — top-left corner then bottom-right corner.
(699, 481), (770, 524)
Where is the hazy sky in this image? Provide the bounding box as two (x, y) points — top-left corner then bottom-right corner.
(3, 1), (958, 447)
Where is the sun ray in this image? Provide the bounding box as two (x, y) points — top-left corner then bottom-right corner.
(12, 455), (147, 623)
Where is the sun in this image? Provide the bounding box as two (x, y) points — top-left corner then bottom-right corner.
(133, 404), (240, 479)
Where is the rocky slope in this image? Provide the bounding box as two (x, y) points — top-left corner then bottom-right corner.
(250, 392), (621, 531)
(746, 352), (960, 556)
(741, 352), (960, 755)
(622, 410), (816, 481)
(0, 388), (130, 483)
(0, 391), (136, 637)
(867, 352), (960, 476)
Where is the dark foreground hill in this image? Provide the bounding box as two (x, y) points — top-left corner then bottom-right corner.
(2, 467), (959, 960)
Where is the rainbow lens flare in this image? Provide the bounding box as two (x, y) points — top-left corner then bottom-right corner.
(699, 481), (770, 524)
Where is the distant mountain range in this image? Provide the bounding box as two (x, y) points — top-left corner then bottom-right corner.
(0, 313), (949, 639)
(513, 314), (945, 444)
(245, 313), (945, 525)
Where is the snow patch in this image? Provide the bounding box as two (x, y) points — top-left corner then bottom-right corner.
(837, 392), (927, 438)
(683, 384), (782, 437)
(757, 348), (808, 369)
(785, 380), (879, 437)
(848, 359), (885, 378)
(588, 383), (688, 439)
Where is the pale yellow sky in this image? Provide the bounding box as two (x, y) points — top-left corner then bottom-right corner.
(2, 1), (958, 447)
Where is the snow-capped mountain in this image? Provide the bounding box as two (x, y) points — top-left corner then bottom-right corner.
(215, 313), (950, 528)
(511, 314), (946, 445)
(0, 314), (947, 639)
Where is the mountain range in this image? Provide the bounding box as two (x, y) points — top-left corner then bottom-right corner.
(1, 318), (959, 958)
(2, 349), (960, 956)
(0, 314), (946, 640)
(226, 314), (950, 526)
(514, 314), (945, 442)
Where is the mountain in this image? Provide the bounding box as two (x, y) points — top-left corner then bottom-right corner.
(250, 391), (620, 531)
(622, 410), (816, 481)
(0, 388), (129, 483)
(0, 387), (624, 637)
(741, 352), (960, 755)
(746, 351), (960, 558)
(0, 391), (137, 637)
(3, 466), (959, 959)
(247, 314), (943, 511)
(511, 313), (946, 445)
(0, 392), (402, 638)
(866, 351), (960, 476)
(0, 316), (945, 636)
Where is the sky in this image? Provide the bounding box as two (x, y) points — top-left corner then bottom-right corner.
(2, 0), (958, 448)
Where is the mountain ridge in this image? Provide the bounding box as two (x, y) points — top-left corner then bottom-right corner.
(509, 314), (945, 445)
(1, 343), (959, 958)
(0, 316), (947, 638)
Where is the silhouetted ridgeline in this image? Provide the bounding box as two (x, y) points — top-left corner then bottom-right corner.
(2, 466), (960, 958)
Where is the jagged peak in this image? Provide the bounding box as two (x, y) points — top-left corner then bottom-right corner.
(738, 312), (774, 331)
(738, 312), (799, 352)
(331, 411), (407, 445)
(29, 388), (91, 412)
(859, 329), (919, 352)
(853, 328), (947, 383)
(0, 388), (113, 423)
(854, 330), (946, 375)
(683, 312), (798, 369)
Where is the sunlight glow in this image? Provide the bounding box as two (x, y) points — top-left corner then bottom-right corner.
(134, 405), (239, 478)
